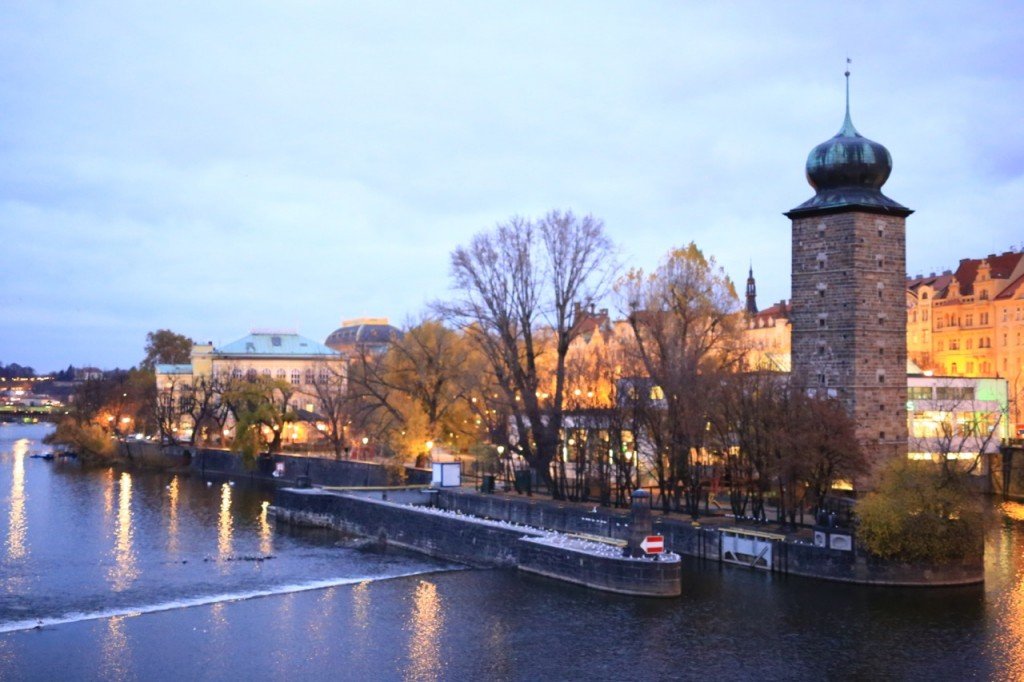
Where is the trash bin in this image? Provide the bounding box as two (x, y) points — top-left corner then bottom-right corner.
(481, 474), (495, 494)
(514, 470), (532, 495)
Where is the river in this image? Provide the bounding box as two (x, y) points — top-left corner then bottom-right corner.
(1, 422), (1023, 680)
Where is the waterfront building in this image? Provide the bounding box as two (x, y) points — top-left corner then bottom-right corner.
(906, 373), (1010, 466)
(155, 330), (346, 445)
(784, 72), (911, 471)
(743, 251), (1024, 435)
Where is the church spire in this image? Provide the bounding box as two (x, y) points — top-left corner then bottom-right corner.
(745, 263), (758, 316)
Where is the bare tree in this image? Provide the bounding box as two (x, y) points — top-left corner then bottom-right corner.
(307, 359), (355, 459)
(616, 243), (742, 517)
(438, 210), (616, 495)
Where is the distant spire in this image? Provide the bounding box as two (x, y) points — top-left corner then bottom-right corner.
(840, 57), (857, 136)
(745, 263), (758, 316)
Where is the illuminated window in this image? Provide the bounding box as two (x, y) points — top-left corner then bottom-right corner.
(649, 385), (665, 401)
(908, 386), (933, 401)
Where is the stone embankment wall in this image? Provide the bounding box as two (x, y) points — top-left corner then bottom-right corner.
(126, 443), (431, 487)
(273, 488), (682, 596)
(190, 448), (431, 487)
(438, 490), (984, 587)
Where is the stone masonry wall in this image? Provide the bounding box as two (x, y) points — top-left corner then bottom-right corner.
(791, 211), (909, 471)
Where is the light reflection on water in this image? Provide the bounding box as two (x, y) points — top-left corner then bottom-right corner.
(218, 483), (233, 564)
(258, 500), (272, 556)
(5, 439), (28, 562)
(100, 615), (131, 682)
(167, 475), (180, 555)
(109, 473), (137, 592)
(405, 580), (443, 682)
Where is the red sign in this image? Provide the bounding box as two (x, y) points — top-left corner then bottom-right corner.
(640, 535), (664, 554)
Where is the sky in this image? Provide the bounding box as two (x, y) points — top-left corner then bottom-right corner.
(2, 2), (1023, 372)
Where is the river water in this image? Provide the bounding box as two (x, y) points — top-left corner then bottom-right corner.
(1, 423), (1023, 680)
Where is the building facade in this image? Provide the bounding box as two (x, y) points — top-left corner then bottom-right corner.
(745, 252), (1024, 436)
(155, 331), (346, 445)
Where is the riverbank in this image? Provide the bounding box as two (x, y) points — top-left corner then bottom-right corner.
(274, 483), (984, 588)
(1, 422), (1017, 679)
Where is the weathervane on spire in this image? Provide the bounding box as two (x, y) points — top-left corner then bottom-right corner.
(841, 57), (854, 133)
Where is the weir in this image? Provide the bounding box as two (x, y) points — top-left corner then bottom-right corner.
(272, 487), (682, 597)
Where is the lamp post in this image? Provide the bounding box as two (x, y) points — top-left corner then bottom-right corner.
(497, 445), (508, 491)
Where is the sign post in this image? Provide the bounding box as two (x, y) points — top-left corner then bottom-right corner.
(640, 535), (664, 555)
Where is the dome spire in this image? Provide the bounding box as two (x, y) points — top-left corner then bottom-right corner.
(840, 58), (856, 136)
(785, 65), (912, 219)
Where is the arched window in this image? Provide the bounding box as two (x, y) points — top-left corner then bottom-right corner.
(276, 369), (286, 380)
(291, 370), (301, 386)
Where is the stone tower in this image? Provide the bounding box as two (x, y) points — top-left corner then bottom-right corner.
(784, 74), (912, 473)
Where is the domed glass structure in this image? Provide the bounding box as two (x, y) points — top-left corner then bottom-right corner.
(786, 75), (911, 218)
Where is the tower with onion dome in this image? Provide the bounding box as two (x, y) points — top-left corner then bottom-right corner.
(784, 69), (912, 472)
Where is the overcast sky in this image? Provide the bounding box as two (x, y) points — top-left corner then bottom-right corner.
(2, 2), (1022, 371)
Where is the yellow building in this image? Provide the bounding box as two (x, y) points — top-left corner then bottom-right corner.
(155, 330), (347, 445)
(744, 251), (1024, 434)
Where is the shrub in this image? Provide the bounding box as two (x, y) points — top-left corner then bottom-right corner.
(856, 458), (983, 564)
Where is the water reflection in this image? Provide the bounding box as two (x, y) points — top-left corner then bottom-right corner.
(351, 580), (370, 631)
(994, 502), (1024, 678)
(109, 472), (138, 592)
(102, 468), (115, 521)
(218, 483), (233, 563)
(167, 475), (180, 555)
(306, 587), (338, 664)
(259, 500), (272, 556)
(405, 580), (443, 682)
(6, 438), (28, 561)
(100, 615), (131, 682)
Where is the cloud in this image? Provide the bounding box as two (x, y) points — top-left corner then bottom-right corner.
(1, 2), (1022, 369)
